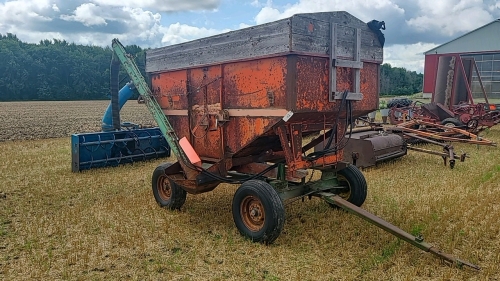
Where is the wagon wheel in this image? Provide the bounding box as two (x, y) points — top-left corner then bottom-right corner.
(466, 119), (479, 132)
(232, 180), (285, 244)
(327, 165), (367, 208)
(441, 118), (463, 128)
(152, 162), (187, 210)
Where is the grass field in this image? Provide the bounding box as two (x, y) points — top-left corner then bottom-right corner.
(1, 101), (499, 280)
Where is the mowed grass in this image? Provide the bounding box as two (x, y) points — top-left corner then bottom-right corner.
(0, 103), (500, 280)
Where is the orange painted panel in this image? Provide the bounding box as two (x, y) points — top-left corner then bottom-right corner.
(150, 70), (188, 110)
(295, 56), (332, 112)
(186, 66), (223, 159)
(223, 57), (287, 109)
(169, 116), (189, 140)
(359, 63), (379, 114)
(224, 116), (280, 156)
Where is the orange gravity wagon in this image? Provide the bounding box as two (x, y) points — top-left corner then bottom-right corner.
(146, 11), (380, 240)
(109, 11), (479, 268)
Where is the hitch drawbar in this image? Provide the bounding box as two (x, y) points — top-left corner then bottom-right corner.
(320, 192), (480, 270)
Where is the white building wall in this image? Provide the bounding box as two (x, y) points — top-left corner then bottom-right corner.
(425, 21), (500, 55)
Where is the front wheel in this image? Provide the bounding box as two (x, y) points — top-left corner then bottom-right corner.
(152, 162), (187, 210)
(330, 165), (367, 207)
(232, 180), (285, 244)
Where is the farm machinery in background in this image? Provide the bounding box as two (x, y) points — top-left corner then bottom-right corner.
(386, 54), (500, 138)
(349, 55), (499, 169)
(97, 11), (479, 269)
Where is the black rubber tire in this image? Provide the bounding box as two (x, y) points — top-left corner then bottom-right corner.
(232, 180), (285, 244)
(152, 162), (187, 210)
(387, 98), (413, 108)
(441, 118), (463, 128)
(332, 165), (367, 207)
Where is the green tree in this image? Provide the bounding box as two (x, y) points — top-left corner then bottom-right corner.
(0, 34), (146, 101)
(380, 63), (423, 96)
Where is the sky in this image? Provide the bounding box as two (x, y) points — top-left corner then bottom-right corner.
(1, 0), (499, 73)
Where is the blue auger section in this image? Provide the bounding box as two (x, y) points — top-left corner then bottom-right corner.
(102, 82), (135, 131)
(71, 128), (170, 172)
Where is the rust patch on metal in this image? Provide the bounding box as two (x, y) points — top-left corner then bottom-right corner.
(308, 22), (314, 33)
(151, 70), (188, 110)
(225, 117), (278, 156)
(294, 55), (378, 117)
(223, 57), (287, 109)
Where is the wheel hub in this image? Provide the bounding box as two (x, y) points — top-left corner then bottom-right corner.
(336, 175), (351, 200)
(158, 176), (172, 200)
(241, 196), (265, 232)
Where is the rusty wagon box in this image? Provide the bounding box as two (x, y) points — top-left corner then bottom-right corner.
(146, 11), (383, 171)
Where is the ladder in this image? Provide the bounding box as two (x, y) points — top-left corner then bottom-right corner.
(329, 23), (364, 102)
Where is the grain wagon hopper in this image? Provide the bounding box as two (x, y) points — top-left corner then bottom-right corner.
(111, 11), (479, 269)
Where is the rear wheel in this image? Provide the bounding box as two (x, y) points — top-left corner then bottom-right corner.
(329, 165), (367, 207)
(232, 180), (285, 244)
(152, 162), (186, 210)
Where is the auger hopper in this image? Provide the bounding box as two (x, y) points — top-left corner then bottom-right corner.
(111, 11), (479, 269)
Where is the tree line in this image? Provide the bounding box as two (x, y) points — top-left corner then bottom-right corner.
(0, 33), (422, 101)
(380, 63), (423, 96)
(0, 33), (145, 101)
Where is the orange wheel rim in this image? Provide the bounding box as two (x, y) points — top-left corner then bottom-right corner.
(240, 195), (265, 232)
(157, 175), (172, 200)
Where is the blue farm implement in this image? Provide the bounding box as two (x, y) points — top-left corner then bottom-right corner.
(71, 75), (170, 172)
(71, 127), (169, 172)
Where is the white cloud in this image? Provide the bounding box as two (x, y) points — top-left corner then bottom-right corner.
(159, 22), (230, 45)
(406, 0), (494, 36)
(0, 0), (226, 48)
(60, 3), (107, 26)
(384, 42), (438, 73)
(122, 7), (162, 42)
(252, 0), (500, 46)
(254, 0), (405, 25)
(1, 0), (499, 73)
(90, 0), (220, 12)
(0, 0), (53, 25)
(250, 0), (260, 7)
(239, 22), (252, 29)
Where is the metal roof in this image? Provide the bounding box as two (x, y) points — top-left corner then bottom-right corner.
(425, 19), (500, 55)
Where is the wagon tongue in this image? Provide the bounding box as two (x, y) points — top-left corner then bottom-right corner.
(319, 192), (480, 270)
(427, 248), (481, 270)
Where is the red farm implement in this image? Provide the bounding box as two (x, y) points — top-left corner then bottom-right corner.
(388, 55), (500, 133)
